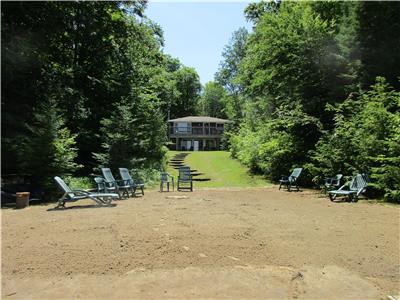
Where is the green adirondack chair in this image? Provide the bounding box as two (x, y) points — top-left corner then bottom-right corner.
(54, 176), (118, 208)
(119, 168), (144, 196)
(101, 168), (130, 199)
(160, 172), (174, 192)
(178, 166), (192, 192)
(94, 176), (106, 192)
(279, 168), (302, 192)
(328, 173), (369, 202)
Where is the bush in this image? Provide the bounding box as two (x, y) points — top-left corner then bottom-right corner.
(64, 176), (94, 190)
(308, 77), (400, 201)
(231, 102), (321, 183)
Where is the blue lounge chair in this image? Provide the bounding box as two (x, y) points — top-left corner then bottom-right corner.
(328, 173), (369, 202)
(101, 168), (131, 199)
(54, 176), (118, 209)
(279, 168), (302, 192)
(94, 176), (106, 192)
(119, 168), (145, 196)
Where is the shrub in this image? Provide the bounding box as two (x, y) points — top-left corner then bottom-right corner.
(308, 77), (400, 201)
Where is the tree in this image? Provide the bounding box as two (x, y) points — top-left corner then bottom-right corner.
(199, 82), (227, 118)
(357, 1), (400, 90)
(215, 27), (249, 124)
(169, 66), (201, 119)
(1, 1), (180, 195)
(244, 0), (281, 24)
(308, 78), (400, 202)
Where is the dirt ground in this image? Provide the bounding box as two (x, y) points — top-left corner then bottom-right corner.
(2, 187), (399, 299)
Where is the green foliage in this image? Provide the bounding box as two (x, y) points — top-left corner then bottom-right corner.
(93, 95), (167, 172)
(239, 2), (349, 118)
(229, 2), (341, 184)
(198, 82), (227, 118)
(232, 103), (321, 181)
(25, 98), (81, 195)
(225, 1), (399, 200)
(308, 78), (400, 201)
(169, 66), (201, 119)
(130, 168), (162, 187)
(1, 2), (198, 197)
(357, 2), (400, 90)
(64, 176), (93, 190)
(215, 27), (248, 125)
(244, 0), (280, 24)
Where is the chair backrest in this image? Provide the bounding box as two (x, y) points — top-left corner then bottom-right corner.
(94, 177), (105, 191)
(290, 168), (303, 180)
(179, 167), (191, 180)
(101, 168), (116, 183)
(119, 168), (132, 182)
(160, 172), (169, 181)
(349, 174), (369, 193)
(54, 176), (75, 198)
(333, 174), (343, 186)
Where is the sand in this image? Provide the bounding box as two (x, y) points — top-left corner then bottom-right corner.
(2, 187), (399, 299)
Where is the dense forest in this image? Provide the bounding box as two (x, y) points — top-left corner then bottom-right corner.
(2, 1), (201, 195)
(2, 1), (399, 202)
(203, 1), (400, 202)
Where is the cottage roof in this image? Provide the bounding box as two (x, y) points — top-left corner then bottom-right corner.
(168, 116), (232, 123)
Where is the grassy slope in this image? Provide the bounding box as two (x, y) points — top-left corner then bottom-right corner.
(167, 151), (270, 188)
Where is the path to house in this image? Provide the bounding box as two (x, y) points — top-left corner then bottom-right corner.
(167, 151), (269, 188)
(2, 188), (399, 299)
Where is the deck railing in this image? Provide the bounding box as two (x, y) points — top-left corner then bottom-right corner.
(169, 126), (224, 136)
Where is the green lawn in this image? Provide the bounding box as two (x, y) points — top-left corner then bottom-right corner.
(167, 151), (270, 188)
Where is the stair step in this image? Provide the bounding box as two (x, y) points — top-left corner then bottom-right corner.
(192, 178), (211, 182)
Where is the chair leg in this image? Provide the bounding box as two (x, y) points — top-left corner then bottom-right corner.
(329, 193), (335, 201)
(279, 182), (282, 190)
(130, 187), (134, 197)
(141, 186), (144, 195)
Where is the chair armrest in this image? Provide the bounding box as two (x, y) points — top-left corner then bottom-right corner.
(357, 186), (367, 196)
(331, 179), (339, 185)
(72, 189), (91, 196)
